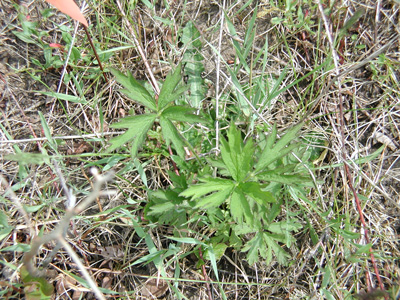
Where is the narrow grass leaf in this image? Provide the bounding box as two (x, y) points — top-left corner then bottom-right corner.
(133, 158), (148, 188)
(167, 237), (205, 245)
(121, 209), (161, 267)
(37, 91), (87, 104)
(337, 8), (365, 43)
(228, 68), (251, 116)
(38, 111), (56, 150)
(225, 14), (250, 73)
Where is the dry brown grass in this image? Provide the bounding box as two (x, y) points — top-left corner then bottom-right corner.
(1, 0), (399, 299)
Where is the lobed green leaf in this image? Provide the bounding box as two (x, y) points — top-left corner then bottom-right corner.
(107, 114), (156, 156)
(258, 170), (311, 185)
(255, 122), (303, 172)
(220, 125), (254, 182)
(158, 63), (183, 110)
(239, 181), (275, 205)
(159, 115), (186, 159)
(162, 106), (204, 124)
(230, 189), (252, 225)
(109, 68), (156, 111)
(242, 232), (268, 265)
(180, 177), (235, 200)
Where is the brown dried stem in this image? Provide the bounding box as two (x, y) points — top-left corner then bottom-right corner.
(22, 168), (114, 299)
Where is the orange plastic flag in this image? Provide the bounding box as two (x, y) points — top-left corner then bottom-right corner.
(45, 0), (88, 27)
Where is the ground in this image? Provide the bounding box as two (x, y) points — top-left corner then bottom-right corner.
(0, 0), (400, 299)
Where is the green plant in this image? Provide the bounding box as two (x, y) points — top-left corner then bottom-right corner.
(269, 0), (316, 34)
(181, 21), (206, 109)
(107, 63), (206, 159)
(145, 122), (312, 265)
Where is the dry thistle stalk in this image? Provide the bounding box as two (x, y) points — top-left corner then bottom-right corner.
(22, 168), (114, 300)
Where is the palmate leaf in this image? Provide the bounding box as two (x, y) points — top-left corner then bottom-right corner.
(230, 189), (252, 225)
(160, 116), (187, 159)
(220, 125), (254, 181)
(145, 189), (189, 226)
(180, 177), (235, 209)
(162, 106), (204, 123)
(255, 122), (303, 172)
(239, 181), (275, 205)
(242, 232), (268, 265)
(258, 170), (311, 185)
(158, 63), (183, 110)
(107, 114), (156, 156)
(108, 64), (204, 159)
(109, 68), (156, 111)
(264, 233), (291, 265)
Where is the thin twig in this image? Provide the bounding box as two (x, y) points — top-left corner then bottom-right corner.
(83, 26), (108, 84)
(0, 132), (123, 144)
(58, 237), (107, 300)
(214, 0), (226, 154)
(0, 176), (35, 238)
(199, 246), (214, 300)
(23, 169), (114, 278)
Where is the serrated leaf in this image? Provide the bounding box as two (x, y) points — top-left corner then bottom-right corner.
(255, 122), (303, 172)
(265, 123), (277, 149)
(193, 188), (232, 209)
(220, 136), (238, 180)
(180, 177), (234, 199)
(267, 221), (302, 235)
(158, 63), (183, 110)
(162, 106), (204, 123)
(264, 233), (290, 265)
(159, 115), (186, 159)
(182, 21), (202, 49)
(267, 200), (282, 223)
(220, 125), (254, 181)
(109, 68), (156, 111)
(230, 189), (252, 225)
(181, 179), (234, 209)
(242, 232), (267, 265)
(258, 170), (310, 185)
(239, 181), (275, 204)
(107, 114), (156, 155)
